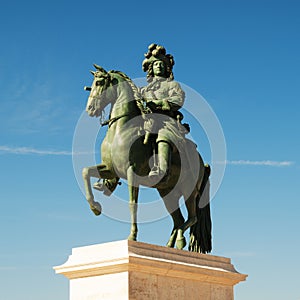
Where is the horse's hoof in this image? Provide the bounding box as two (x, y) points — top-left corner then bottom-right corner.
(166, 239), (175, 248)
(128, 233), (137, 241)
(176, 236), (187, 250)
(175, 230), (186, 250)
(90, 202), (102, 216)
(166, 229), (177, 248)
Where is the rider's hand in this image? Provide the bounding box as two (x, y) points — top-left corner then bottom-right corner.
(161, 99), (170, 111)
(147, 100), (158, 111)
(148, 99), (170, 111)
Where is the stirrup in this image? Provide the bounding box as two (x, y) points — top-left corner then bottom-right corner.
(149, 166), (160, 178)
(148, 167), (169, 184)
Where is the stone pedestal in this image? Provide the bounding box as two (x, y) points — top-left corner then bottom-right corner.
(54, 240), (247, 300)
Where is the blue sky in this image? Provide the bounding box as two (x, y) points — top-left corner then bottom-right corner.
(0, 0), (299, 299)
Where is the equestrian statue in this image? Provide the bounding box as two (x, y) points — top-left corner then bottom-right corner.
(82, 44), (212, 253)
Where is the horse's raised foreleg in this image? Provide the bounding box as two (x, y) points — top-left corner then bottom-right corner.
(82, 166), (102, 216)
(127, 166), (139, 241)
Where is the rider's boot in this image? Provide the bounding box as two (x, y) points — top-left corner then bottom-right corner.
(149, 141), (170, 183)
(93, 177), (120, 196)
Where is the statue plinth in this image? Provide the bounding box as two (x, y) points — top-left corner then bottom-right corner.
(54, 240), (247, 300)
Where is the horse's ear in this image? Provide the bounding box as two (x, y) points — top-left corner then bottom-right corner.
(93, 64), (107, 73)
(90, 70), (96, 76)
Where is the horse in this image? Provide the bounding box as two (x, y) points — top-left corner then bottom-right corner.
(82, 64), (212, 253)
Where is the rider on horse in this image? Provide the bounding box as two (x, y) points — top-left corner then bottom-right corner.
(93, 43), (190, 193)
(83, 47), (212, 253)
(141, 43), (189, 182)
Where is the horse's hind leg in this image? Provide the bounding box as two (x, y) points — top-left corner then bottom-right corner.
(127, 166), (139, 241)
(82, 165), (103, 215)
(175, 190), (199, 249)
(167, 208), (185, 248)
(182, 191), (198, 231)
(158, 189), (184, 248)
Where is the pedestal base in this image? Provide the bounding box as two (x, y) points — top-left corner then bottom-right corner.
(54, 240), (247, 300)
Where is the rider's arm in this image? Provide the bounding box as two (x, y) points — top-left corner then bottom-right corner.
(153, 81), (184, 111)
(148, 82), (185, 111)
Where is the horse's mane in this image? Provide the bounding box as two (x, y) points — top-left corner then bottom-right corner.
(109, 70), (145, 114)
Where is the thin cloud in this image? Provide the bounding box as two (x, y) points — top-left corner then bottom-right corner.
(0, 145), (72, 155)
(0, 145), (92, 156)
(0, 266), (18, 270)
(226, 160), (294, 167)
(0, 146), (295, 167)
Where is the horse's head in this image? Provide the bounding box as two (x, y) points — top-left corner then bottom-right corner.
(85, 64), (115, 117)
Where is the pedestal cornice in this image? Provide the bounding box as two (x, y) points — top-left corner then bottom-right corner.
(54, 240), (247, 286)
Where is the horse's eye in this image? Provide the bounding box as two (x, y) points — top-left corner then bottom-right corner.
(96, 80), (104, 86)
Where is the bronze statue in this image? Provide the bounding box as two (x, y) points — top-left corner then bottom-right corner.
(82, 44), (212, 253)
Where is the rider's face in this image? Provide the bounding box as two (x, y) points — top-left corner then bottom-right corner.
(152, 60), (166, 77)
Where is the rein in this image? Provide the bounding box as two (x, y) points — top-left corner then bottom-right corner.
(97, 71), (145, 128)
(100, 113), (130, 127)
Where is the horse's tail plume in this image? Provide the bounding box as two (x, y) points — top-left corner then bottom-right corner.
(189, 164), (212, 253)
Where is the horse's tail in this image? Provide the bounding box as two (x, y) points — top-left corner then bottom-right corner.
(189, 164), (212, 253)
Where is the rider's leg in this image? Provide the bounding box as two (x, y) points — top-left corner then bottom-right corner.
(149, 141), (170, 179)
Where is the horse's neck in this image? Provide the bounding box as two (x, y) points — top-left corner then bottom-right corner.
(110, 77), (140, 119)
